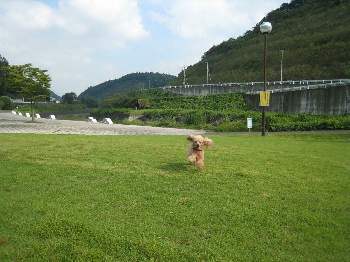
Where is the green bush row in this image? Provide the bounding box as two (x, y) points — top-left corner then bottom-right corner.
(33, 103), (86, 112)
(91, 105), (350, 132)
(267, 113), (350, 131)
(15, 103), (86, 114)
(103, 89), (249, 111)
(149, 92), (248, 111)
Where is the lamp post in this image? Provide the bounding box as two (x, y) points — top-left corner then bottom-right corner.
(260, 22), (272, 136)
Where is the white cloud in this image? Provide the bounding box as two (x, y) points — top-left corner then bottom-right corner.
(0, 0), (55, 29)
(149, 0), (287, 39)
(0, 0), (150, 95)
(149, 0), (251, 38)
(57, 0), (149, 39)
(0, 0), (287, 95)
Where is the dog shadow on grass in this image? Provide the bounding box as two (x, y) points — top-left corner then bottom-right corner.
(160, 162), (199, 173)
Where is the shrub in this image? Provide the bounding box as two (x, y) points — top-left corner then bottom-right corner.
(184, 111), (206, 125)
(0, 96), (14, 110)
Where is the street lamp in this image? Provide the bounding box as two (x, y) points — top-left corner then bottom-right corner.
(260, 21), (272, 136)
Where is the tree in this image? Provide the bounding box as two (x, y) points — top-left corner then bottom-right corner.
(81, 97), (99, 108)
(0, 55), (10, 96)
(61, 92), (78, 104)
(0, 96), (14, 110)
(5, 63), (51, 121)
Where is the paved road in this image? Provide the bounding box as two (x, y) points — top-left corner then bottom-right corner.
(0, 111), (206, 135)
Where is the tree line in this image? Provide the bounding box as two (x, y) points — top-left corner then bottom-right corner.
(78, 72), (176, 102)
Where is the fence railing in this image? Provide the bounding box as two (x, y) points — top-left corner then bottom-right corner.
(163, 79), (350, 93)
(246, 80), (350, 94)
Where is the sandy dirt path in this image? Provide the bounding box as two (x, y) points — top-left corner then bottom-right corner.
(0, 111), (206, 136)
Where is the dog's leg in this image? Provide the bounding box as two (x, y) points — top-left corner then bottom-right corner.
(195, 160), (204, 168)
(187, 147), (198, 164)
(188, 155), (197, 164)
(195, 151), (205, 168)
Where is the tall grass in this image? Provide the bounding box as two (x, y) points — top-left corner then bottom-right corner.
(0, 133), (349, 261)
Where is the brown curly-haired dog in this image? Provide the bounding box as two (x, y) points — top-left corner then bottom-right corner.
(187, 134), (213, 168)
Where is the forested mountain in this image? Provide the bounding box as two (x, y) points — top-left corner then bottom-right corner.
(79, 72), (175, 101)
(170, 0), (350, 85)
(50, 91), (61, 101)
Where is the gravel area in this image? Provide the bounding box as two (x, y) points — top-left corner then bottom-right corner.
(0, 111), (206, 136)
(2, 111), (349, 136)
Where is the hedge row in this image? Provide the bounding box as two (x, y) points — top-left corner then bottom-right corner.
(103, 89), (249, 111)
(92, 108), (350, 132)
(267, 113), (350, 131)
(148, 92), (248, 111)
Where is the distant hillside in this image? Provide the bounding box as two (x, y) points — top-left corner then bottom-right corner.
(79, 72), (175, 100)
(170, 0), (350, 85)
(50, 91), (61, 101)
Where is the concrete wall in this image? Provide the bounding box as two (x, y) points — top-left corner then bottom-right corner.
(246, 85), (350, 115)
(165, 82), (349, 115)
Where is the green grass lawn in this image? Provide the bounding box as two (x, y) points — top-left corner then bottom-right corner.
(0, 133), (349, 261)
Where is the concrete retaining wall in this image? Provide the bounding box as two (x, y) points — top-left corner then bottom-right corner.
(164, 80), (349, 115)
(246, 85), (350, 115)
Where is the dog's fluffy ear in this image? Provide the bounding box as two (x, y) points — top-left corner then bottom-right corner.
(203, 137), (213, 148)
(187, 134), (194, 142)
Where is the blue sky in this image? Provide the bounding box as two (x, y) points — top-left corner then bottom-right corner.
(0, 0), (287, 96)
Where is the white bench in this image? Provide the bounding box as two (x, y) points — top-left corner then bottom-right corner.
(25, 113), (30, 117)
(35, 114), (41, 118)
(102, 118), (113, 124)
(49, 115), (56, 120)
(18, 112), (23, 116)
(12, 111), (16, 114)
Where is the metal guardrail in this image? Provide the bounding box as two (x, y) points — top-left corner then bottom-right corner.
(163, 79), (350, 92)
(246, 80), (350, 94)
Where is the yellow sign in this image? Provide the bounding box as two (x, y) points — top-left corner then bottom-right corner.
(259, 91), (270, 106)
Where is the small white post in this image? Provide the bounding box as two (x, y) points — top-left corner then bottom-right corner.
(247, 118), (253, 134)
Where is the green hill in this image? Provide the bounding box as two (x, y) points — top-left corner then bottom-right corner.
(50, 91), (61, 101)
(170, 0), (350, 85)
(79, 72), (175, 101)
